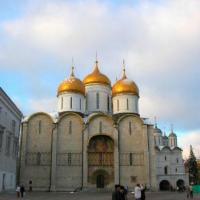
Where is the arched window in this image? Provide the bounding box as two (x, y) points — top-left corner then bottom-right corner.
(117, 99), (119, 111)
(164, 166), (168, 175)
(126, 98), (129, 110)
(129, 122), (132, 135)
(38, 120), (42, 134)
(61, 97), (63, 109)
(99, 121), (102, 134)
(69, 121), (72, 134)
(129, 153), (133, 166)
(70, 97), (72, 109)
(165, 155), (167, 161)
(96, 93), (99, 109)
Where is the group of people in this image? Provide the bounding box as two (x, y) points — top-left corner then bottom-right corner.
(16, 185), (25, 198)
(112, 184), (146, 200)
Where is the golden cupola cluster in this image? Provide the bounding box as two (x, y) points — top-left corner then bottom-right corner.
(112, 62), (139, 97)
(57, 66), (85, 96)
(57, 60), (139, 97)
(83, 61), (111, 86)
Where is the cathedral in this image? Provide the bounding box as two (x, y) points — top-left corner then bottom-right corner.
(19, 60), (188, 191)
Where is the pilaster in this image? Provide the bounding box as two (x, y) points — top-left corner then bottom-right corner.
(50, 123), (58, 191)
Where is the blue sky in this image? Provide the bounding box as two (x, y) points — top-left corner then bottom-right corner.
(0, 0), (200, 157)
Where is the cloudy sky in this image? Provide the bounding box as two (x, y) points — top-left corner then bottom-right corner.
(0, 0), (200, 158)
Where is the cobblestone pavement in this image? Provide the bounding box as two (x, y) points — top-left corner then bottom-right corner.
(0, 191), (200, 200)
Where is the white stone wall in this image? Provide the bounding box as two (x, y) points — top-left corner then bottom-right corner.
(112, 94), (139, 114)
(56, 114), (83, 189)
(156, 148), (187, 188)
(118, 115), (149, 188)
(57, 92), (85, 114)
(20, 113), (53, 190)
(0, 171), (16, 192)
(85, 84), (112, 114)
(0, 89), (22, 192)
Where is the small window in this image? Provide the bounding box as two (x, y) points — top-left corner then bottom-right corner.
(177, 158), (179, 163)
(107, 95), (110, 111)
(68, 153), (72, 166)
(129, 122), (132, 135)
(70, 97), (73, 109)
(164, 166), (168, 175)
(38, 120), (42, 134)
(175, 168), (178, 173)
(69, 121), (72, 134)
(117, 99), (119, 111)
(165, 156), (167, 161)
(129, 153), (133, 166)
(126, 98), (129, 110)
(96, 93), (99, 109)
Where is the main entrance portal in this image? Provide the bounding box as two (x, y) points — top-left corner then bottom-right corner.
(88, 135), (114, 188)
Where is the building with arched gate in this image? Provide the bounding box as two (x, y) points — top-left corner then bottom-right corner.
(19, 60), (188, 191)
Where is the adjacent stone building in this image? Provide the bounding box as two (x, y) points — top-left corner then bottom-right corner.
(19, 60), (188, 191)
(0, 87), (23, 192)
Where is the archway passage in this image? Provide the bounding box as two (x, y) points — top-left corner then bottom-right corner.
(177, 179), (185, 188)
(160, 180), (170, 191)
(96, 174), (104, 188)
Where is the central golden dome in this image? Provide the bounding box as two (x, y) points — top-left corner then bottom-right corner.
(83, 61), (111, 86)
(112, 64), (139, 97)
(57, 67), (85, 96)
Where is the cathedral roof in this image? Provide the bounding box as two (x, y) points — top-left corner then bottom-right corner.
(83, 60), (111, 86)
(112, 62), (139, 97)
(57, 66), (85, 96)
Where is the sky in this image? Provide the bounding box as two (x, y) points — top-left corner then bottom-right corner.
(0, 0), (200, 158)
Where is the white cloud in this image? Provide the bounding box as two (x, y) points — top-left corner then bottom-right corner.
(0, 0), (200, 134)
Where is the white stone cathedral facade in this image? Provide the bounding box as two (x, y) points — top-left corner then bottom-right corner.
(19, 60), (188, 191)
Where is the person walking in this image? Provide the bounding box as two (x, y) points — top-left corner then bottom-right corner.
(16, 185), (20, 198)
(141, 184), (146, 200)
(134, 184), (142, 200)
(20, 184), (25, 198)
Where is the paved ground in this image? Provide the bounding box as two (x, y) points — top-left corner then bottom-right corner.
(0, 191), (199, 200)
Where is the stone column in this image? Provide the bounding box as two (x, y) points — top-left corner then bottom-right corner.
(114, 126), (119, 184)
(83, 125), (89, 188)
(50, 123), (58, 191)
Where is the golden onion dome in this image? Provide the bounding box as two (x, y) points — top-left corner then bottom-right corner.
(112, 62), (139, 97)
(57, 66), (85, 96)
(83, 61), (111, 86)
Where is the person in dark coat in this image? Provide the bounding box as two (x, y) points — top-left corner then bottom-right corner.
(141, 184), (146, 200)
(112, 184), (121, 200)
(20, 185), (25, 198)
(119, 186), (126, 200)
